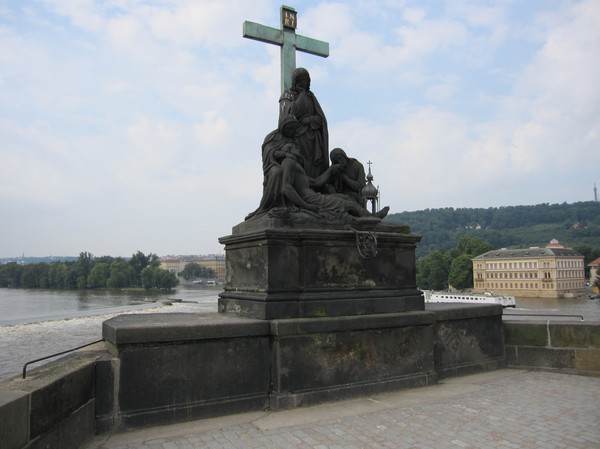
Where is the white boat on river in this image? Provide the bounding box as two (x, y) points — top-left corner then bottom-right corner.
(423, 290), (516, 307)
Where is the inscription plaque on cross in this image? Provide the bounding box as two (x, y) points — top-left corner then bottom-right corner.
(243, 5), (329, 93)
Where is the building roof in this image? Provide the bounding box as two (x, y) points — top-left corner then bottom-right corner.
(589, 256), (600, 267)
(545, 238), (564, 248)
(474, 247), (583, 260)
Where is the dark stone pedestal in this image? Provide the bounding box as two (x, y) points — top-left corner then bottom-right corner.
(97, 220), (506, 431)
(218, 218), (422, 319)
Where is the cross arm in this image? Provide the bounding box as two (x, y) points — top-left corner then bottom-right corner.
(295, 34), (329, 58)
(243, 21), (283, 46)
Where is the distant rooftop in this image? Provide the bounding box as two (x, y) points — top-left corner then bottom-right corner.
(474, 240), (583, 259)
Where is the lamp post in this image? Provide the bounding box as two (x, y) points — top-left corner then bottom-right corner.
(361, 161), (379, 214)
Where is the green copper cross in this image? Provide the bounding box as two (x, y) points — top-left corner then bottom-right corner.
(243, 5), (329, 94)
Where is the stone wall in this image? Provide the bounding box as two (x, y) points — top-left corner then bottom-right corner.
(100, 311), (438, 430)
(428, 304), (506, 379)
(2, 316), (598, 449)
(504, 320), (600, 375)
(101, 313), (272, 430)
(0, 350), (104, 449)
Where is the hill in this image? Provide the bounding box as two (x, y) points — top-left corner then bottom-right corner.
(384, 201), (600, 258)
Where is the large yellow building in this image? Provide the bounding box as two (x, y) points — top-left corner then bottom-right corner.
(472, 240), (586, 298)
(192, 257), (226, 281)
(160, 258), (185, 273)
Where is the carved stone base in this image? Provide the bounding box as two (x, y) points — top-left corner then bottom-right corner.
(218, 216), (422, 319)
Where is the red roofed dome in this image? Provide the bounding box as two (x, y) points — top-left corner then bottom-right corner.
(545, 239), (565, 248)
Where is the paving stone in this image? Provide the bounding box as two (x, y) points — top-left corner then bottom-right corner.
(85, 370), (600, 449)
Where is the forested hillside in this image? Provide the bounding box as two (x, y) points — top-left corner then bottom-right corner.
(385, 201), (600, 258)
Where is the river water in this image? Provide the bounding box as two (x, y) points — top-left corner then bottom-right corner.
(2, 288), (598, 325)
(0, 285), (220, 326)
(506, 295), (600, 321)
(0, 287), (598, 381)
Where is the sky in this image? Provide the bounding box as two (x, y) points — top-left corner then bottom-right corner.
(1, 0), (599, 258)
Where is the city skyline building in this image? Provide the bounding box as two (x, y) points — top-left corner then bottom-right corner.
(472, 240), (586, 299)
(160, 255), (226, 281)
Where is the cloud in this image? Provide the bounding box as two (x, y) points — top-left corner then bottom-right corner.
(41, 0), (105, 32)
(308, 3), (470, 80)
(0, 120), (97, 206)
(145, 1), (252, 48)
(1, 1), (599, 257)
(330, 106), (474, 210)
(503, 0), (600, 171)
(424, 75), (460, 101)
(193, 111), (229, 147)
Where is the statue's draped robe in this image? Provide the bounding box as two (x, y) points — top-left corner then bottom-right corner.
(279, 89), (329, 179)
(281, 157), (365, 221)
(246, 116), (297, 219)
(331, 158), (366, 206)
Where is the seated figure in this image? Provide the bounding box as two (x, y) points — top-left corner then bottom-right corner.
(326, 148), (366, 206)
(246, 115), (300, 220)
(281, 146), (389, 220)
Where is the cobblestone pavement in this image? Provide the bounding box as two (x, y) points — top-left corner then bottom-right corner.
(86, 370), (600, 449)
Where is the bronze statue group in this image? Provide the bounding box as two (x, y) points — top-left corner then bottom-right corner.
(247, 68), (389, 222)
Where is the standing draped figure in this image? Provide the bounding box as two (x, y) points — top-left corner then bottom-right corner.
(279, 67), (329, 180)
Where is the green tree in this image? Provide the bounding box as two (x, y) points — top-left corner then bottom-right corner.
(417, 251), (450, 290)
(155, 268), (178, 289)
(455, 235), (494, 257)
(95, 255), (115, 265)
(74, 251), (94, 289)
(148, 253), (160, 269)
(20, 263), (49, 288)
(385, 201), (600, 258)
(140, 266), (156, 289)
(0, 251), (174, 291)
(48, 263), (69, 288)
(64, 264), (80, 289)
(129, 251), (148, 287)
(448, 254), (474, 290)
(179, 262), (216, 281)
(573, 245), (600, 278)
(179, 262), (202, 280)
(0, 262), (24, 287)
(129, 251), (160, 287)
(141, 266), (178, 289)
(106, 258), (135, 288)
(87, 262), (110, 288)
